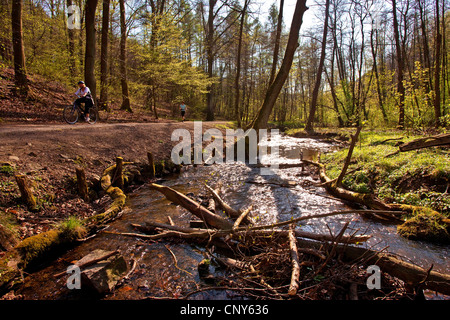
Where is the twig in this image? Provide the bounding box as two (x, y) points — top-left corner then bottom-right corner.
(204, 183), (240, 218)
(288, 225), (300, 296)
(165, 244), (193, 276)
(315, 222), (349, 276)
(233, 206), (252, 229)
(336, 126), (362, 187)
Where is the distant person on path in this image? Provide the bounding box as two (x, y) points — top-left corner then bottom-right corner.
(74, 81), (93, 122)
(180, 102), (187, 122)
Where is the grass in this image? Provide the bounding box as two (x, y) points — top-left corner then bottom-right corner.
(319, 129), (450, 242)
(56, 216), (87, 242)
(0, 164), (15, 176)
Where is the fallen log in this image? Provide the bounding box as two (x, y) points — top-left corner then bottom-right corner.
(204, 183), (240, 218)
(398, 133), (450, 152)
(288, 226), (300, 296)
(131, 214), (371, 245)
(233, 206), (252, 229)
(0, 160), (129, 293)
(149, 183), (234, 230)
(304, 160), (403, 222)
(294, 237), (450, 295)
(54, 249), (120, 278)
(129, 219), (450, 295)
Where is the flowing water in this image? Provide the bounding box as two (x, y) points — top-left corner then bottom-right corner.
(16, 135), (449, 300)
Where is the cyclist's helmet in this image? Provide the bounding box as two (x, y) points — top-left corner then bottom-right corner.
(78, 81), (85, 85)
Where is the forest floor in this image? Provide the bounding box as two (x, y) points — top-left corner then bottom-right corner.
(0, 121), (231, 246)
(0, 66), (232, 245)
(289, 127), (450, 243)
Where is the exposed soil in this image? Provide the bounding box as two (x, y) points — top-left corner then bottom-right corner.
(0, 120), (229, 245)
(0, 67), (179, 124)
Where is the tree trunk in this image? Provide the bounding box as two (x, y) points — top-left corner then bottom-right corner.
(234, 0), (249, 128)
(251, 0), (308, 130)
(11, 0), (28, 95)
(305, 0), (330, 133)
(205, 0), (217, 121)
(370, 26), (388, 123)
(76, 167), (89, 202)
(119, 0), (132, 112)
(149, 183), (234, 230)
(67, 0), (76, 78)
(84, 0), (98, 101)
(392, 0), (406, 129)
(433, 0), (442, 126)
(15, 175), (37, 211)
(99, 0), (110, 109)
(268, 0), (284, 86)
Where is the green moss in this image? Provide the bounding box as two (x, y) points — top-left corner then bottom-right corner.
(57, 216), (87, 242)
(15, 229), (63, 269)
(397, 207), (450, 243)
(318, 129), (450, 243)
(0, 164), (15, 176)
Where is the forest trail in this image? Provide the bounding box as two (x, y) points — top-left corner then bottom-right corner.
(0, 121), (230, 173)
(0, 120), (231, 241)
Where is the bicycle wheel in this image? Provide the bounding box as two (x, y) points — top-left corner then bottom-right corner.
(87, 107), (98, 124)
(63, 105), (79, 124)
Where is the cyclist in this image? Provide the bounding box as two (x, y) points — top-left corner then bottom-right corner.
(74, 81), (93, 122)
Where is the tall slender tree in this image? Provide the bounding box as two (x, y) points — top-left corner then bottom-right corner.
(234, 0), (250, 128)
(11, 0), (28, 95)
(305, 0), (330, 133)
(433, 0), (442, 126)
(119, 0), (132, 112)
(205, 0), (217, 121)
(268, 0), (284, 86)
(84, 0), (98, 100)
(251, 0), (308, 130)
(100, 0), (110, 109)
(392, 0), (406, 129)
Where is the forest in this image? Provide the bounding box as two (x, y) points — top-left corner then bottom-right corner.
(0, 0), (449, 128)
(0, 0), (449, 305)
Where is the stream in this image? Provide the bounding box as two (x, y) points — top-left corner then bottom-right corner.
(16, 135), (449, 300)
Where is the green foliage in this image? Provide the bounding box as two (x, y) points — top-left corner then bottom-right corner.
(0, 164), (15, 176)
(397, 207), (450, 243)
(322, 130), (450, 215)
(57, 216), (87, 242)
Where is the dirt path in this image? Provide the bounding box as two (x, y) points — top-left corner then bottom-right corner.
(1, 121), (229, 167)
(0, 121), (229, 240)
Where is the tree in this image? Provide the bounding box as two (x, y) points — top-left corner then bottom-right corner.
(433, 0), (442, 126)
(268, 0), (284, 86)
(205, 0), (217, 121)
(234, 0), (250, 127)
(67, 0), (77, 78)
(99, 0), (110, 109)
(11, 0), (28, 95)
(119, 0), (132, 112)
(305, 0), (330, 133)
(251, 0), (308, 130)
(392, 0), (406, 129)
(84, 0), (98, 100)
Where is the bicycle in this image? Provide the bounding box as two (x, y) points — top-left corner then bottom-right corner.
(63, 100), (99, 125)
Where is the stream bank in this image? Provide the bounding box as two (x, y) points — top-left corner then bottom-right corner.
(5, 134), (449, 300)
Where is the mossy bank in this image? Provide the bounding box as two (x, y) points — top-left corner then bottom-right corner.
(301, 129), (450, 243)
